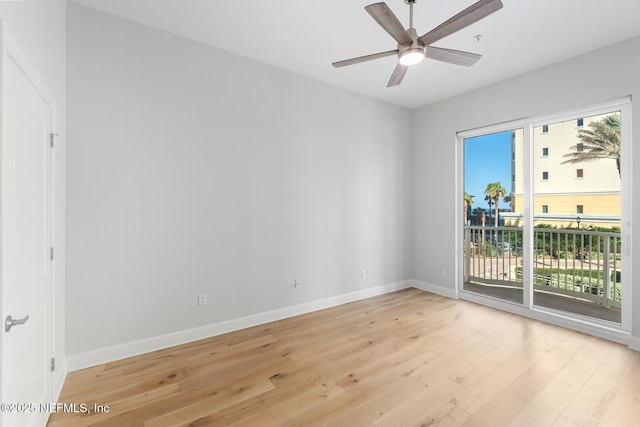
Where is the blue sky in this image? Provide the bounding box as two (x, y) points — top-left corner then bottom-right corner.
(464, 130), (513, 211)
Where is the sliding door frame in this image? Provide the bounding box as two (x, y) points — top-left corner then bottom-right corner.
(455, 96), (632, 344)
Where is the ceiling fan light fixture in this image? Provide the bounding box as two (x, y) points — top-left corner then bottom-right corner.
(398, 47), (425, 66)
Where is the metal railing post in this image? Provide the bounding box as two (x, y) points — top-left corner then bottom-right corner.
(603, 234), (611, 307)
(464, 226), (470, 283)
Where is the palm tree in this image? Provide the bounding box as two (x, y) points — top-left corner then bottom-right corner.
(562, 114), (621, 177)
(484, 182), (507, 227)
(484, 194), (493, 224)
(463, 192), (474, 225)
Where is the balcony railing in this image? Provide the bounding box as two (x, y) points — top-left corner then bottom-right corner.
(463, 226), (622, 309)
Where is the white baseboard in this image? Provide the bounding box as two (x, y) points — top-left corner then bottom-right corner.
(409, 279), (458, 299)
(66, 280), (412, 371)
(629, 337), (640, 352)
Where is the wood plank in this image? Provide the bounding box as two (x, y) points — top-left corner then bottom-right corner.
(597, 357), (640, 427)
(222, 380), (302, 425)
(145, 379), (275, 427)
(507, 344), (605, 426)
(268, 381), (345, 423)
(415, 400), (473, 427)
(553, 341), (638, 426)
(459, 363), (559, 426)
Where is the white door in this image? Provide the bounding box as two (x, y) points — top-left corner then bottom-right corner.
(1, 24), (55, 427)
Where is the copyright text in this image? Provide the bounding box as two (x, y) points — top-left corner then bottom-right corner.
(1, 402), (110, 414)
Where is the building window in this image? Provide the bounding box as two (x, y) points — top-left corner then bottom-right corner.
(542, 124), (549, 133)
(577, 205), (584, 214)
(576, 168), (584, 178)
(542, 147), (549, 157)
(542, 171), (549, 181)
(577, 118), (584, 127)
(577, 142), (584, 152)
(542, 205), (549, 213)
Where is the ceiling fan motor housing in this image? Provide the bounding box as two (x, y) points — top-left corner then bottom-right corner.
(398, 28), (426, 65)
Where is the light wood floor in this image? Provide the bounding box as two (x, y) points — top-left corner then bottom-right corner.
(48, 288), (640, 427)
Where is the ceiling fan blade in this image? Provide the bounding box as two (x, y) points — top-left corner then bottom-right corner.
(424, 46), (481, 66)
(387, 63), (408, 87)
(332, 49), (399, 68)
(419, 0), (503, 46)
(365, 2), (413, 46)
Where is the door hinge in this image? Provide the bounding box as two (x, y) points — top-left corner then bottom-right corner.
(50, 247), (54, 261)
(50, 133), (58, 148)
(50, 357), (56, 372)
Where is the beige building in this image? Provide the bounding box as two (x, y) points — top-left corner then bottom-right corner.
(505, 112), (621, 228)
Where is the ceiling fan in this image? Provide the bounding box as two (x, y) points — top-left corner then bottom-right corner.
(332, 0), (504, 87)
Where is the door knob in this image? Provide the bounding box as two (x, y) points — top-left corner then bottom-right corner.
(5, 314), (30, 332)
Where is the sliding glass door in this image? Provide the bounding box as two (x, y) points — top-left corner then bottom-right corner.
(531, 111), (622, 323)
(460, 100), (630, 328)
(463, 129), (524, 304)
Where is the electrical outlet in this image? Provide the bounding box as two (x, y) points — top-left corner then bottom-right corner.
(361, 270), (367, 279)
(198, 294), (207, 306)
(441, 269), (447, 277)
(294, 280), (301, 288)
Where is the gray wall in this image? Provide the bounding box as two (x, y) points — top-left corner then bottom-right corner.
(66, 4), (412, 355)
(0, 0), (67, 391)
(412, 36), (640, 341)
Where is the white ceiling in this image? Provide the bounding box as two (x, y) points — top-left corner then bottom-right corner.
(72, 0), (640, 109)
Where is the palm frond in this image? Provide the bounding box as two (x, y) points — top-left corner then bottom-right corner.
(561, 114), (620, 177)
